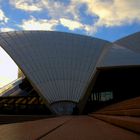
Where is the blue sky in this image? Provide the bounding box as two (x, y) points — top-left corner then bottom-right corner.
(0, 0), (140, 41)
(0, 0), (140, 87)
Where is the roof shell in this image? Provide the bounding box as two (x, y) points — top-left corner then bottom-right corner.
(0, 31), (110, 104)
(115, 32), (140, 53)
(0, 31), (140, 108)
(98, 44), (140, 68)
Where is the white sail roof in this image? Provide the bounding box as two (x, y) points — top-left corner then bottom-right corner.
(0, 31), (140, 105)
(0, 31), (110, 103)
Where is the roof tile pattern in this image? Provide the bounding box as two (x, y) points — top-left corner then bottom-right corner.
(0, 31), (140, 106)
(0, 31), (109, 103)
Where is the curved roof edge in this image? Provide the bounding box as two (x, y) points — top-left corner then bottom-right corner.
(0, 30), (111, 44)
(115, 31), (140, 53)
(115, 31), (140, 43)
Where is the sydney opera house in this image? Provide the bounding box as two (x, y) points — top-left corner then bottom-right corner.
(0, 31), (140, 139)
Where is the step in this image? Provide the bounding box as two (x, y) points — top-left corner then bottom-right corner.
(98, 97), (140, 112)
(90, 114), (140, 134)
(95, 109), (140, 117)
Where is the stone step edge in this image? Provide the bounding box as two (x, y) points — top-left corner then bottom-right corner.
(89, 114), (140, 134)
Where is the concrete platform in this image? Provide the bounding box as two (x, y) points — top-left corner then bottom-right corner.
(0, 116), (71, 140)
(0, 116), (139, 140)
(0, 115), (55, 124)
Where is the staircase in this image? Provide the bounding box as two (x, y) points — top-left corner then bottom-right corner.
(89, 97), (140, 134)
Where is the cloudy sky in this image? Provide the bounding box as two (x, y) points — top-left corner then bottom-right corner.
(0, 0), (140, 87)
(0, 0), (140, 41)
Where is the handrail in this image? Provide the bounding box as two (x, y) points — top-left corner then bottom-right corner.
(0, 77), (24, 95)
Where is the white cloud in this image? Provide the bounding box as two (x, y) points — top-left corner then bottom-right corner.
(9, 0), (41, 11)
(60, 18), (92, 33)
(60, 18), (84, 31)
(19, 16), (58, 30)
(42, 0), (80, 20)
(77, 0), (140, 29)
(0, 9), (9, 23)
(0, 27), (15, 32)
(9, 0), (79, 19)
(9, 0), (140, 34)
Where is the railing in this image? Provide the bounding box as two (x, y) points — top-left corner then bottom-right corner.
(0, 95), (42, 105)
(0, 95), (50, 115)
(0, 77), (24, 96)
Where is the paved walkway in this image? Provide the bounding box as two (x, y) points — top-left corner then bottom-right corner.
(0, 116), (139, 140)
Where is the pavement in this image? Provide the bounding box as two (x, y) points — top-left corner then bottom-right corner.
(0, 115), (139, 140)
